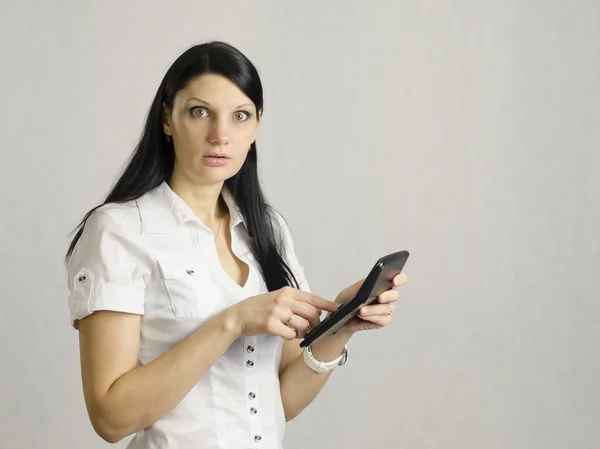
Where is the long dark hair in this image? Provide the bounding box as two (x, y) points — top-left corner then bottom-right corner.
(65, 41), (299, 291)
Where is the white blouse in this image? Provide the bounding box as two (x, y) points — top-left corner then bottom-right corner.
(66, 181), (310, 449)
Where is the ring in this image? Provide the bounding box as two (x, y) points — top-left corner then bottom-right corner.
(285, 313), (296, 328)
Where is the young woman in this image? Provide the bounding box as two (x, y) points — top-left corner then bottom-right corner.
(65, 41), (407, 449)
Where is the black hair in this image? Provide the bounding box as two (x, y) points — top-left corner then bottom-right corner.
(65, 41), (299, 291)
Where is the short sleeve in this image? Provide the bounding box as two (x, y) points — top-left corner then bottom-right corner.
(273, 210), (311, 293)
(66, 207), (152, 329)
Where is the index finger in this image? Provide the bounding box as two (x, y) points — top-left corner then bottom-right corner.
(292, 290), (340, 313)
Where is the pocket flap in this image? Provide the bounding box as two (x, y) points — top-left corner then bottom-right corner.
(157, 258), (201, 280)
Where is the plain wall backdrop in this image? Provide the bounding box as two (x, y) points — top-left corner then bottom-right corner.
(1, 1), (599, 448)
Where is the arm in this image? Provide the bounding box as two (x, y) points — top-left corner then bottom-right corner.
(278, 276), (406, 421)
(79, 309), (239, 443)
(278, 330), (353, 421)
(271, 210), (352, 420)
(69, 210), (242, 442)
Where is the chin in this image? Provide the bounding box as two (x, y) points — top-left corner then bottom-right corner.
(197, 163), (241, 182)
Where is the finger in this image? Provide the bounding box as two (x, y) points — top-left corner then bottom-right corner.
(294, 300), (322, 325)
(293, 290), (340, 313)
(359, 314), (391, 326)
(296, 301), (321, 328)
(392, 272), (408, 287)
(378, 289), (400, 303)
(289, 314), (312, 338)
(280, 307), (313, 334)
(270, 317), (298, 341)
(285, 299), (321, 329)
(359, 303), (394, 318)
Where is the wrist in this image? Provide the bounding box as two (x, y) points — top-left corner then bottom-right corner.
(309, 328), (353, 362)
(218, 305), (243, 339)
(303, 338), (349, 373)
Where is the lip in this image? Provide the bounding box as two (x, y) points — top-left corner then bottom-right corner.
(203, 153), (230, 159)
(202, 155), (230, 167)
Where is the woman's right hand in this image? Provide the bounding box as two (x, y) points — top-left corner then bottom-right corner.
(228, 286), (340, 340)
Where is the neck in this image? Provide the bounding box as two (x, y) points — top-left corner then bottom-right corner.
(167, 175), (227, 228)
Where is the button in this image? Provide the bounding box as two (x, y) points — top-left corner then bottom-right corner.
(250, 407), (257, 415)
(246, 360), (254, 367)
(77, 275), (86, 283)
(254, 435), (262, 442)
(186, 269), (195, 276)
(247, 345), (255, 353)
(248, 392), (256, 399)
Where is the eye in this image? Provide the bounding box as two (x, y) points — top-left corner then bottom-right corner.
(234, 111), (251, 122)
(190, 106), (208, 118)
(189, 107), (252, 121)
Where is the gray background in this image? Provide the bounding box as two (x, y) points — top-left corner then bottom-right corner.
(1, 1), (598, 448)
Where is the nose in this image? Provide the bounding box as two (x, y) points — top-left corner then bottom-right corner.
(208, 117), (230, 146)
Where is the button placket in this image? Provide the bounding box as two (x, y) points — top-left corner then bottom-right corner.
(243, 336), (263, 445)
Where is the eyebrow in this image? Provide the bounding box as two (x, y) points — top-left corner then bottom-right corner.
(186, 97), (254, 110)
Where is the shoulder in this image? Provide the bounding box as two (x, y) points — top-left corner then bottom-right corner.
(86, 200), (143, 237)
(269, 208), (292, 240)
(269, 208), (300, 258)
(270, 207), (287, 229)
(68, 199), (151, 279)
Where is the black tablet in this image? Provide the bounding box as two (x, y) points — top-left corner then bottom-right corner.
(299, 250), (410, 348)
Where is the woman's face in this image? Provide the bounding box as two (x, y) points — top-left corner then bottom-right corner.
(164, 73), (260, 185)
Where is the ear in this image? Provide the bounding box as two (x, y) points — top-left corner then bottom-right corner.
(253, 119), (260, 142)
(162, 103), (172, 136)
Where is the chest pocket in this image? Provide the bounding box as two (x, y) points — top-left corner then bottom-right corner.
(157, 257), (221, 319)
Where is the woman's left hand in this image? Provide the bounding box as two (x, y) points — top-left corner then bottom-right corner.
(333, 272), (408, 334)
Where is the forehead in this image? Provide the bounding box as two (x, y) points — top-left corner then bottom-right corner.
(177, 74), (253, 109)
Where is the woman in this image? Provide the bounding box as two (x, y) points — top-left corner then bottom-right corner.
(65, 41), (407, 449)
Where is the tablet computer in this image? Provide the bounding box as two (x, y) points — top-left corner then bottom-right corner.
(299, 250), (410, 348)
